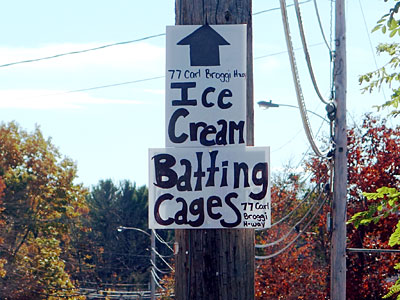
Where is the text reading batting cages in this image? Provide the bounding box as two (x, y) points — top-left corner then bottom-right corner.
(148, 24), (271, 229)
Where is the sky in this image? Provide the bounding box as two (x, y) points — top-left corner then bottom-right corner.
(0, 0), (397, 188)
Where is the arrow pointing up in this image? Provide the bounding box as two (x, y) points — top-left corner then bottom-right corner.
(177, 25), (230, 66)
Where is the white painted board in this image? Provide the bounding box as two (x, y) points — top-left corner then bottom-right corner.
(165, 25), (247, 148)
(149, 146), (270, 229)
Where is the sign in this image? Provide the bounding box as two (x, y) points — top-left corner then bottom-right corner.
(148, 24), (271, 229)
(165, 25), (247, 148)
(149, 146), (270, 229)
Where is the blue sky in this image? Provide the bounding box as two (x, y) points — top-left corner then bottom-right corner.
(0, 0), (395, 188)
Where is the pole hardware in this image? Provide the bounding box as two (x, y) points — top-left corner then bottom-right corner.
(325, 102), (336, 121)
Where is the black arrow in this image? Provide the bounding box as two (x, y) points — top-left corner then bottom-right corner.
(177, 24), (230, 66)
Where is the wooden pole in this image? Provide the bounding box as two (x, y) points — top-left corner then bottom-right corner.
(331, 0), (347, 299)
(174, 1), (254, 299)
(150, 230), (156, 300)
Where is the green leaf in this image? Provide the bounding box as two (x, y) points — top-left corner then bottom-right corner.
(373, 24), (383, 33)
(383, 278), (400, 298)
(389, 221), (400, 247)
(360, 219), (372, 225)
(390, 17), (399, 30)
(383, 25), (387, 34)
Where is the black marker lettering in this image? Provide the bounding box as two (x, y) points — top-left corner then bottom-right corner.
(153, 154), (177, 189)
(168, 108), (189, 144)
(154, 193), (174, 225)
(171, 82), (197, 106)
(220, 192), (241, 227)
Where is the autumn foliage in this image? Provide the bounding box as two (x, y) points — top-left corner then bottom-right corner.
(345, 115), (400, 299)
(255, 114), (400, 299)
(307, 114), (400, 299)
(0, 122), (88, 299)
(0, 177), (6, 278)
(255, 170), (330, 299)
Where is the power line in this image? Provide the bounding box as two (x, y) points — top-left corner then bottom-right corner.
(347, 248), (400, 254)
(254, 42), (323, 60)
(312, 0), (331, 52)
(151, 268), (164, 285)
(255, 192), (327, 259)
(253, 0), (311, 16)
(255, 184), (323, 248)
(152, 230), (174, 252)
(52, 76), (165, 95)
(21, 43), (325, 100)
(0, 1), (312, 70)
(269, 180), (320, 228)
(150, 260), (171, 275)
(293, 0), (330, 105)
(357, 0), (387, 102)
(150, 270), (165, 290)
(0, 33), (166, 69)
(151, 248), (174, 271)
(279, 0), (331, 157)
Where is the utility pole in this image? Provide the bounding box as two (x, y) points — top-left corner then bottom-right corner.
(331, 0), (347, 299)
(174, 1), (254, 299)
(150, 230), (156, 300)
(116, 226), (156, 300)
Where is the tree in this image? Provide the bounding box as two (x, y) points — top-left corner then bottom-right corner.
(309, 114), (400, 299)
(359, 1), (400, 117)
(255, 169), (330, 299)
(86, 180), (150, 285)
(255, 114), (400, 299)
(0, 122), (88, 299)
(0, 177), (6, 278)
(75, 179), (173, 293)
(351, 1), (400, 298)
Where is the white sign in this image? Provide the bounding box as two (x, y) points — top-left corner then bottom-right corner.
(165, 25), (247, 148)
(148, 146), (270, 229)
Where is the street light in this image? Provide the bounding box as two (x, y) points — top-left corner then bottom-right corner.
(117, 226), (156, 300)
(257, 100), (329, 124)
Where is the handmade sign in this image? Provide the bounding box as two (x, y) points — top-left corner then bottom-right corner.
(149, 146), (270, 229)
(148, 24), (271, 229)
(165, 24), (247, 148)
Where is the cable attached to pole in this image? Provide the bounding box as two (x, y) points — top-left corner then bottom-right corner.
(279, 0), (331, 157)
(294, 0), (329, 105)
(255, 192), (327, 259)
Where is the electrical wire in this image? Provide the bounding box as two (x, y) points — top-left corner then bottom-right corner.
(150, 270), (165, 290)
(254, 42), (323, 60)
(151, 268), (163, 283)
(152, 230), (174, 252)
(255, 184), (323, 248)
(0, 1), (313, 70)
(78, 281), (148, 287)
(255, 192), (327, 259)
(58, 76), (165, 94)
(254, 170), (315, 233)
(269, 180), (320, 228)
(5, 43), (327, 100)
(151, 248), (174, 271)
(279, 0), (330, 157)
(271, 128), (303, 153)
(253, 0), (312, 16)
(357, 0), (387, 102)
(293, 0), (329, 105)
(329, 0), (335, 99)
(0, 33), (166, 69)
(312, 0), (331, 52)
(150, 259), (170, 275)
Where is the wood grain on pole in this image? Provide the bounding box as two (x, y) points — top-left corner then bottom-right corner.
(331, 0), (347, 299)
(174, 1), (254, 299)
